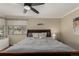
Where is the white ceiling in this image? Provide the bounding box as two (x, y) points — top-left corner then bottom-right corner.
(0, 3), (79, 18)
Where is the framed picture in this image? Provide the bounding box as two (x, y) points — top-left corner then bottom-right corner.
(8, 25), (27, 35)
(8, 25), (14, 35)
(0, 25), (4, 38)
(73, 17), (79, 35)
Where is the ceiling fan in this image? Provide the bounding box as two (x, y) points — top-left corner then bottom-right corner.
(24, 3), (45, 14)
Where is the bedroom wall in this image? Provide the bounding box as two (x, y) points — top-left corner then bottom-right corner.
(6, 18), (61, 45)
(7, 20), (27, 45)
(0, 18), (5, 25)
(61, 8), (79, 49)
(27, 18), (61, 40)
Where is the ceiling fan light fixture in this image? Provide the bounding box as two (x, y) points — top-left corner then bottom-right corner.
(24, 3), (45, 14)
(24, 6), (30, 10)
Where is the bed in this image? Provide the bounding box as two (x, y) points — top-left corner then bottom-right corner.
(1, 29), (77, 56)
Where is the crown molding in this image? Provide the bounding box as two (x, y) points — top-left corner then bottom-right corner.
(63, 7), (79, 18)
(5, 16), (29, 20)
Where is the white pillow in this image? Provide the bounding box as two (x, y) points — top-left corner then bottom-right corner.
(38, 33), (47, 39)
(32, 33), (39, 38)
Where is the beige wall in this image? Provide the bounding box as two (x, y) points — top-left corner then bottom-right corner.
(27, 18), (60, 33)
(0, 18), (5, 25)
(61, 9), (79, 49)
(27, 18), (61, 40)
(9, 35), (26, 45)
(0, 18), (61, 45)
(7, 20), (27, 45)
(7, 18), (61, 45)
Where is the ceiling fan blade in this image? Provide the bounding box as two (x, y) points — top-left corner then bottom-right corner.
(24, 9), (27, 13)
(30, 6), (39, 14)
(24, 3), (44, 6)
(31, 3), (45, 6)
(24, 3), (31, 6)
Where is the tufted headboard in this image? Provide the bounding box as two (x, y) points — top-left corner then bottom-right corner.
(27, 29), (51, 37)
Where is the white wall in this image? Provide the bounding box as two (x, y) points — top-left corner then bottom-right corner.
(61, 9), (79, 49)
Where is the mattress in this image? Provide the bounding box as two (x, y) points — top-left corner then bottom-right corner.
(2, 37), (76, 53)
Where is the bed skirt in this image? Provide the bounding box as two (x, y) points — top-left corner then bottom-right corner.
(0, 51), (79, 56)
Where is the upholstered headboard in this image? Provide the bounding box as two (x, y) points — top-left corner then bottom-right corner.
(27, 29), (51, 37)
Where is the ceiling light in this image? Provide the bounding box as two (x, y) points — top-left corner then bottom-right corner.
(24, 6), (30, 10)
